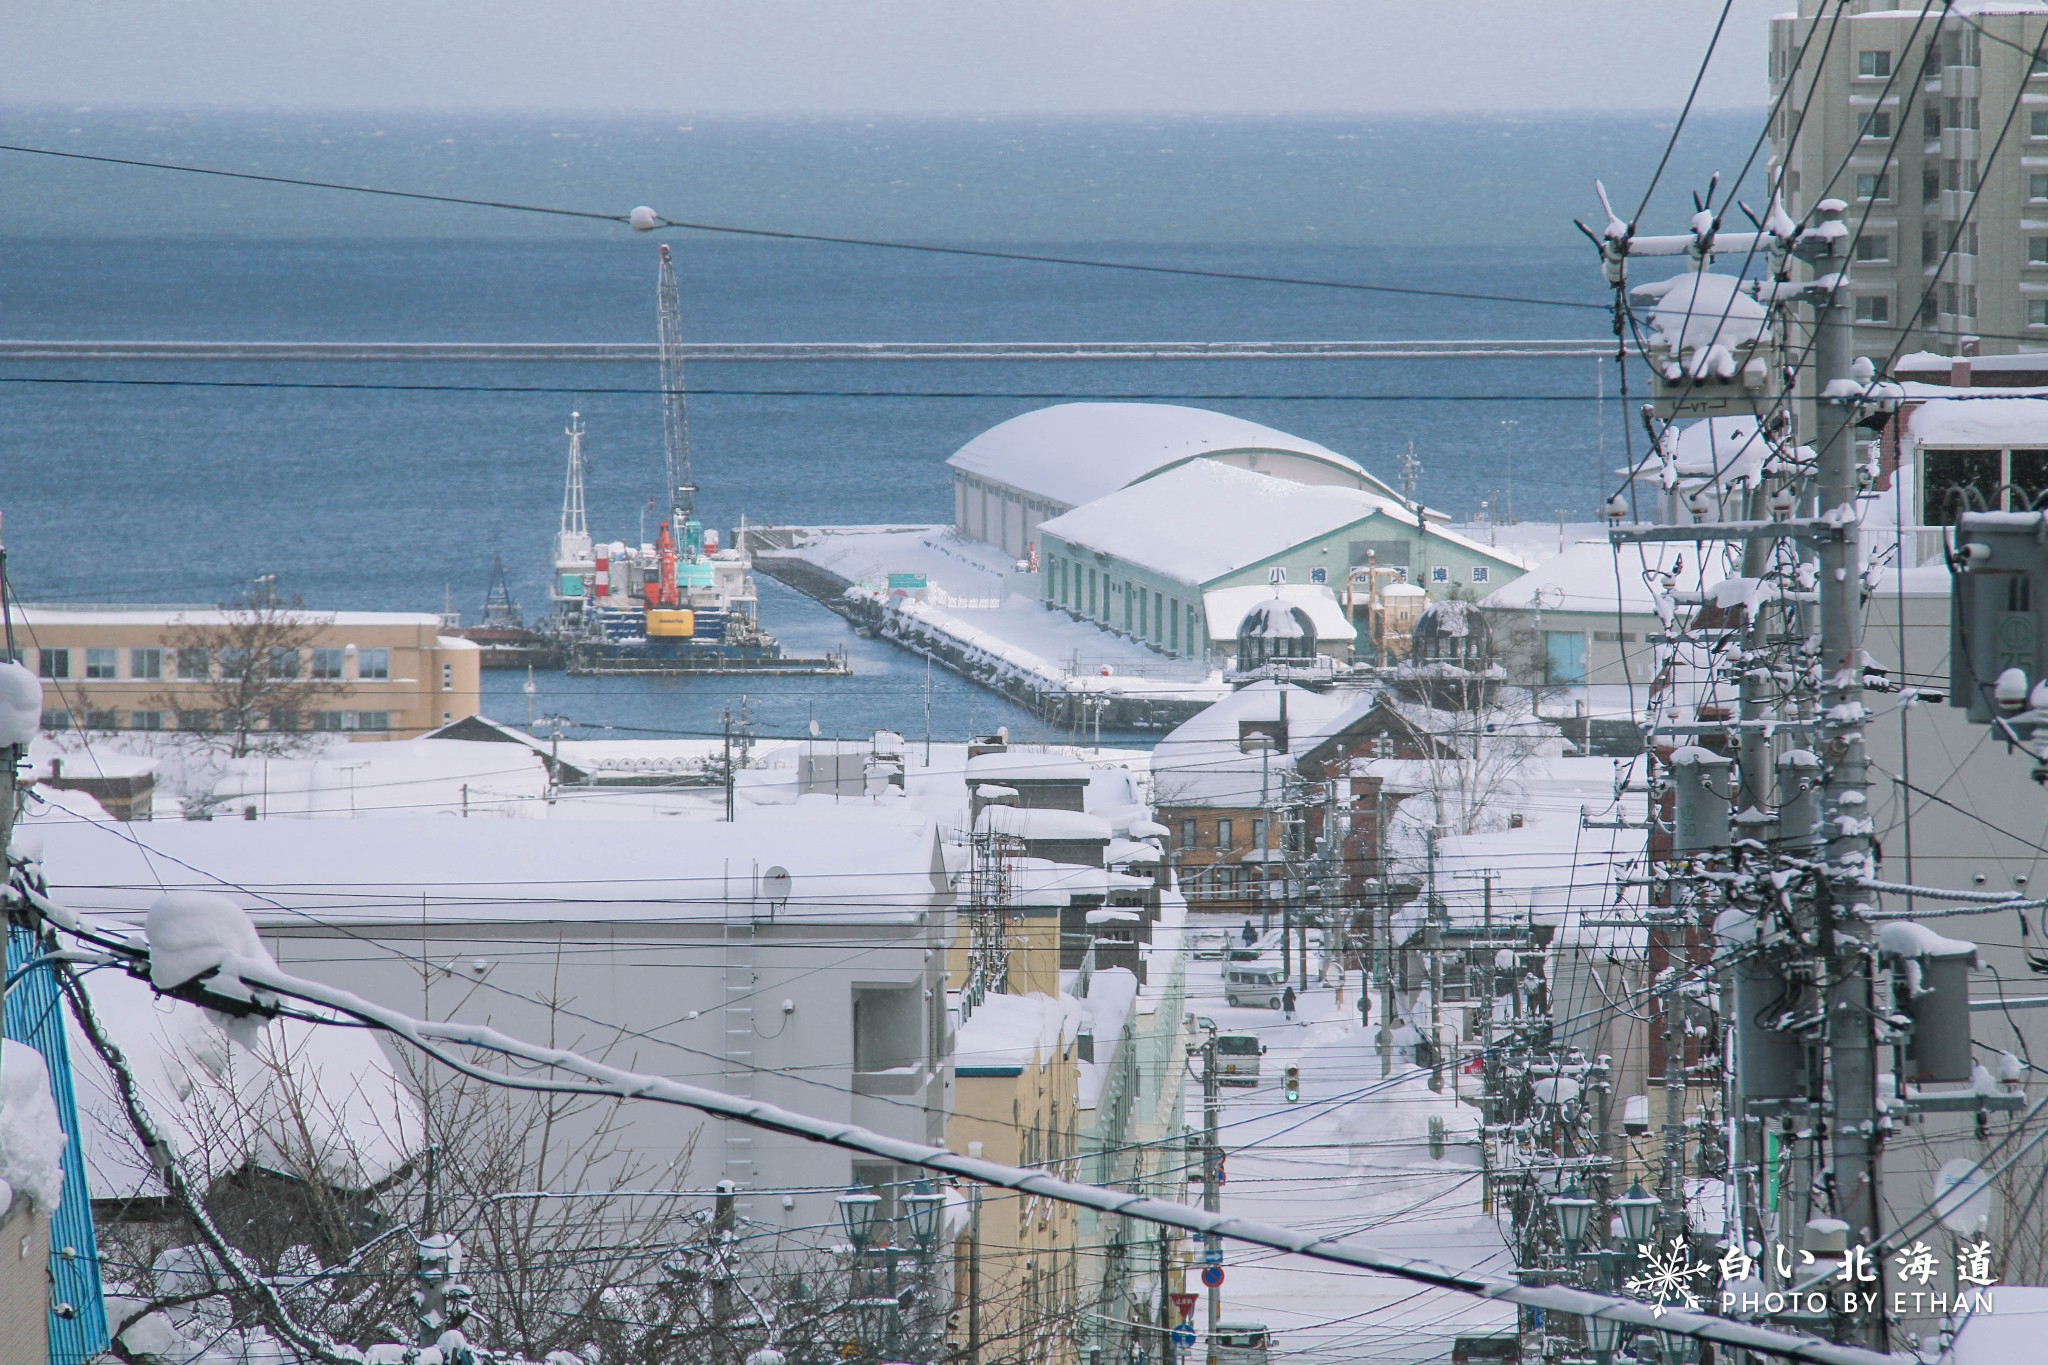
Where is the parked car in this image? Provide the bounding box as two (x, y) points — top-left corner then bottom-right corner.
(1225, 959), (1285, 1008)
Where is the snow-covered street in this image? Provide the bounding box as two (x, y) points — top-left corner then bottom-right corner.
(1177, 920), (1516, 1365)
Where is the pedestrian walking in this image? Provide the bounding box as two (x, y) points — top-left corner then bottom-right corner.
(1282, 984), (1297, 1020)
(1241, 920), (1257, 946)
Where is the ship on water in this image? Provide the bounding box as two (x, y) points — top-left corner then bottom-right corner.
(541, 246), (847, 677)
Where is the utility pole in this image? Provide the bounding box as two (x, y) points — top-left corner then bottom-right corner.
(1192, 1019), (1221, 1365)
(1808, 206), (1882, 1351)
(722, 707), (736, 822)
(1426, 825), (1443, 1093)
(1156, 1229), (1175, 1365)
(712, 1180), (736, 1344)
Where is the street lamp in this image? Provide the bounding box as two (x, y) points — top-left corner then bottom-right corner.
(838, 1185), (882, 1250)
(1614, 1183), (1660, 1248)
(903, 1180), (947, 1253)
(1550, 1184), (1595, 1254)
(1587, 1312), (1622, 1365)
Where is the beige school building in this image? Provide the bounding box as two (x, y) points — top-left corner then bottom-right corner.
(11, 605), (481, 740)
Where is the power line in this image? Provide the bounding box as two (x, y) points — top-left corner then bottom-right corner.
(0, 140), (1608, 313)
(0, 374), (1607, 402)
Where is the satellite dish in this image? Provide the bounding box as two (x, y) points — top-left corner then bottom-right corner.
(762, 866), (793, 905)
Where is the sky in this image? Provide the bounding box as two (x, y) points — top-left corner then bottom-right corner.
(11, 1), (1780, 116)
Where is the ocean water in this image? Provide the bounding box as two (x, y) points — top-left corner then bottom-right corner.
(0, 108), (1761, 743)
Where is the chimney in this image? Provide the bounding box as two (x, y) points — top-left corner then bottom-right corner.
(49, 757), (62, 781)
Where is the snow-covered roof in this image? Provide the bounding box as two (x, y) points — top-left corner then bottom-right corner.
(963, 750), (1096, 783)
(944, 402), (1379, 509)
(1008, 857), (1115, 907)
(1040, 461), (1399, 587)
(954, 991), (1081, 1072)
(66, 969), (423, 1200)
(1480, 538), (1688, 615)
(37, 807), (949, 927)
(11, 604), (446, 629)
(1151, 680), (1386, 804)
(1904, 395), (2048, 448)
(975, 804), (1114, 842)
(1206, 585), (1358, 643)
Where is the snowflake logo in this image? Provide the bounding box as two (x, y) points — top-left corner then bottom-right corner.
(1624, 1236), (1714, 1317)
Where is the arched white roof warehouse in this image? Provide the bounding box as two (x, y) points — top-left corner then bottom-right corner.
(945, 402), (1409, 560)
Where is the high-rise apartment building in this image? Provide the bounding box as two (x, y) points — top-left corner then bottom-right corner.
(1771, 3), (2048, 358)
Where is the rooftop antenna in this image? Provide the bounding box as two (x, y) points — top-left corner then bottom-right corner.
(656, 245), (697, 532)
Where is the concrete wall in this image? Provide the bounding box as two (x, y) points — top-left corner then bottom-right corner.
(0, 1200), (49, 1365)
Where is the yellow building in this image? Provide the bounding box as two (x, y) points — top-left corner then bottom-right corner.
(11, 604), (481, 740)
(949, 989), (1084, 1365)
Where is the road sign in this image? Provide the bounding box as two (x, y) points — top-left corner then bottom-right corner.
(1171, 1292), (1198, 1321)
(1203, 1242), (1224, 1267)
(1200, 1265), (1225, 1289)
(1172, 1326), (1197, 1349)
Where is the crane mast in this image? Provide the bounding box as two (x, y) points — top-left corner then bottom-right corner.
(655, 243), (696, 534)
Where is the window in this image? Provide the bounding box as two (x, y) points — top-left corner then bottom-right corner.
(267, 708), (301, 733)
(1430, 566), (1450, 584)
(176, 647), (210, 681)
(2034, 51), (2048, 77)
(1926, 106), (1943, 138)
(1180, 818), (1198, 848)
(1858, 50), (1893, 78)
(1252, 817), (1267, 849)
(269, 647), (300, 679)
(1924, 168), (1942, 204)
(1923, 229), (1940, 265)
(2015, 451), (2048, 511)
(1921, 294), (1940, 327)
(1860, 110), (1892, 140)
(1217, 818), (1234, 849)
(1959, 222), (1979, 255)
(1855, 234), (1891, 263)
(84, 709), (117, 730)
(2032, 173), (2048, 202)
(176, 709), (214, 732)
(2031, 299), (2048, 327)
(130, 647), (162, 680)
(38, 648), (69, 679)
(1472, 565), (1491, 584)
(311, 647), (345, 680)
(1944, 282), (1960, 315)
(130, 710), (163, 732)
(1854, 295), (1892, 323)
(353, 711), (390, 733)
(84, 648), (117, 680)
(41, 710), (71, 732)
(1856, 173), (1890, 202)
(1964, 284), (1978, 317)
(2031, 239), (2048, 267)
(442, 662), (454, 691)
(1373, 734), (1394, 760)
(852, 985), (922, 1074)
(1922, 448), (2001, 523)
(2034, 111), (2048, 138)
(358, 647), (390, 680)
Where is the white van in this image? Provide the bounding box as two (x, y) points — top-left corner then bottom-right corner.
(1224, 960), (1286, 1009)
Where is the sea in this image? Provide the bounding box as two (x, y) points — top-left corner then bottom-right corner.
(0, 107), (1763, 745)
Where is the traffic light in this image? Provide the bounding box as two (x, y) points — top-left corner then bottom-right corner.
(1283, 1065), (1300, 1103)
